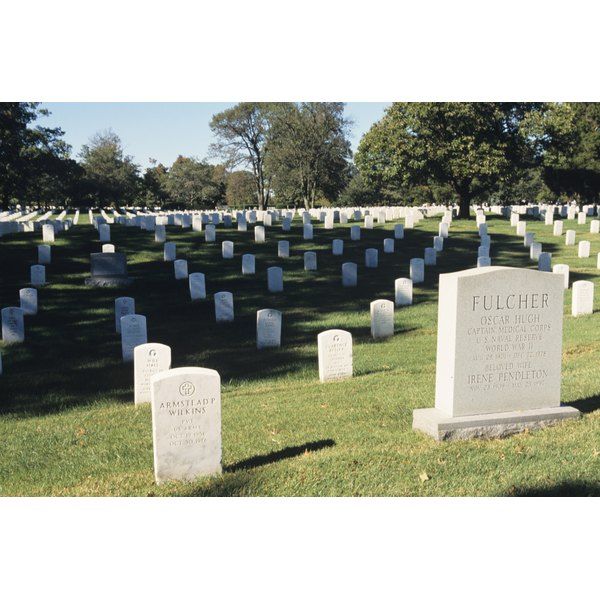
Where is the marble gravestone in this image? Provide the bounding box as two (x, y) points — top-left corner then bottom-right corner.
(394, 278), (413, 306)
(38, 245), (51, 264)
(222, 241), (234, 259)
(256, 309), (282, 349)
(350, 225), (361, 241)
(2, 307), (25, 344)
(267, 267), (283, 293)
(413, 267), (580, 441)
(19, 288), (38, 315)
(278, 241), (290, 258)
(410, 258), (425, 284)
(86, 252), (132, 287)
(242, 253), (256, 275)
(317, 329), (353, 383)
(370, 299), (394, 339)
(134, 343), (172, 405)
(572, 280), (594, 316)
(342, 262), (357, 287)
(42, 223), (55, 243)
(164, 242), (176, 261)
(189, 272), (206, 300)
(30, 265), (46, 286)
(120, 314), (148, 362)
(304, 251), (317, 271)
(214, 291), (234, 322)
(102, 244), (115, 253)
(151, 367), (222, 484)
(174, 259), (188, 280)
(115, 297), (135, 333)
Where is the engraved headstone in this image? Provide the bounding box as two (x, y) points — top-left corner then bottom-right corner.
(413, 266), (580, 440)
(394, 278), (413, 306)
(99, 223), (111, 242)
(317, 329), (353, 383)
(538, 252), (552, 272)
(30, 264), (46, 286)
(134, 343), (172, 405)
(155, 225), (166, 243)
(120, 314), (148, 362)
(189, 273), (206, 300)
(151, 367), (222, 483)
(115, 297), (135, 333)
(19, 288), (38, 315)
(1, 307), (25, 344)
(424, 247), (437, 266)
(242, 253), (255, 275)
(256, 309), (282, 349)
(383, 238), (394, 254)
(174, 259), (188, 280)
(214, 291), (234, 322)
(267, 267), (283, 293)
(572, 280), (594, 316)
(591, 220), (600, 234)
(370, 299), (394, 339)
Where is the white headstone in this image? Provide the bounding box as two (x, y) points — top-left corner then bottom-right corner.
(370, 299), (394, 339)
(395, 278), (413, 306)
(424, 247), (437, 266)
(254, 225), (266, 243)
(205, 224), (216, 242)
(572, 280), (594, 316)
(516, 222), (526, 236)
(134, 343), (172, 405)
(553, 221), (563, 236)
(303, 224), (313, 240)
(433, 236), (444, 252)
(365, 248), (378, 268)
(30, 265), (46, 286)
(317, 329), (353, 383)
(42, 223), (55, 243)
(256, 309), (282, 349)
(477, 257), (492, 268)
(242, 253), (255, 275)
(410, 258), (425, 283)
(383, 238), (394, 254)
(552, 264), (569, 289)
(342, 262), (357, 287)
(591, 220), (600, 234)
(164, 242), (176, 261)
(174, 259), (188, 280)
(38, 245), (51, 264)
(214, 291), (234, 322)
(151, 367), (222, 483)
(304, 251), (317, 271)
(332, 239), (344, 256)
(578, 240), (591, 258)
(222, 241), (234, 259)
(530, 242), (542, 260)
(438, 222), (448, 239)
(99, 223), (111, 242)
(524, 232), (535, 248)
(113, 296), (135, 333)
(538, 252), (552, 272)
(120, 314), (147, 362)
(565, 230), (576, 246)
(1, 307), (24, 344)
(189, 273), (206, 300)
(350, 225), (361, 241)
(267, 267), (283, 293)
(278, 240), (290, 258)
(395, 224), (405, 239)
(102, 243), (115, 253)
(19, 288), (38, 315)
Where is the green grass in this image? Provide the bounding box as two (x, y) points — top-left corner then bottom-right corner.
(0, 210), (599, 496)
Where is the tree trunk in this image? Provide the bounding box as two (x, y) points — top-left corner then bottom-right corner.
(457, 192), (472, 219)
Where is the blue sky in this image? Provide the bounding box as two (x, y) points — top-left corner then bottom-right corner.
(40, 102), (391, 171)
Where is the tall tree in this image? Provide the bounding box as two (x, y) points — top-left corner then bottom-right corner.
(266, 102), (352, 209)
(225, 170), (256, 207)
(164, 156), (223, 209)
(141, 159), (169, 207)
(210, 103), (273, 210)
(0, 102), (72, 210)
(79, 129), (140, 205)
(355, 102), (542, 218)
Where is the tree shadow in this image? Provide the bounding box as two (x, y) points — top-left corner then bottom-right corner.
(504, 481), (600, 496)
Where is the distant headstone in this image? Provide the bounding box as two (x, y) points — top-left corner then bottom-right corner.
(413, 266), (580, 440)
(538, 252), (552, 272)
(342, 262), (357, 287)
(120, 314), (148, 362)
(530, 242), (542, 260)
(189, 273), (206, 300)
(395, 278), (413, 306)
(553, 221), (563, 236)
(365, 248), (378, 268)
(350, 225), (361, 241)
(134, 343), (172, 405)
(1, 307), (25, 344)
(304, 251), (317, 271)
(591, 220), (600, 234)
(242, 253), (255, 275)
(433, 236), (444, 252)
(267, 267), (283, 293)
(205, 224), (216, 242)
(102, 244), (115, 253)
(115, 297), (135, 333)
(424, 247), (437, 266)
(552, 264), (569, 289)
(438, 222), (448, 239)
(214, 291), (234, 322)
(395, 224), (405, 239)
(151, 367), (222, 483)
(99, 223), (111, 242)
(278, 240), (290, 258)
(38, 245), (51, 264)
(524, 232), (535, 248)
(477, 257), (491, 268)
(410, 258), (425, 283)
(19, 288), (37, 315)
(565, 230), (576, 245)
(383, 238), (394, 254)
(30, 265), (46, 286)
(155, 225), (166, 243)
(332, 239), (344, 256)
(303, 224), (313, 240)
(578, 240), (590, 258)
(370, 299), (394, 339)
(572, 280), (594, 316)
(256, 309), (282, 349)
(254, 226), (266, 243)
(317, 329), (353, 383)
(174, 259), (188, 280)
(164, 242), (176, 261)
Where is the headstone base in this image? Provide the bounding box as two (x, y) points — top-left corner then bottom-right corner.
(85, 276), (133, 288)
(412, 405), (581, 441)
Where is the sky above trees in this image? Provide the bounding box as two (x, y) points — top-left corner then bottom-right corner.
(40, 103), (391, 170)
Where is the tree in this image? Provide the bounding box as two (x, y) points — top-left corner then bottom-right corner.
(0, 102), (73, 210)
(522, 102), (600, 204)
(225, 170), (256, 207)
(210, 103), (273, 210)
(79, 129), (140, 205)
(164, 156), (222, 209)
(141, 159), (169, 207)
(355, 102), (542, 218)
(266, 102), (352, 209)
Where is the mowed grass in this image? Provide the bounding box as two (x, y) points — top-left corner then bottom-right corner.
(0, 210), (599, 497)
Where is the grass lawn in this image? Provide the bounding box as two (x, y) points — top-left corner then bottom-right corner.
(0, 210), (599, 496)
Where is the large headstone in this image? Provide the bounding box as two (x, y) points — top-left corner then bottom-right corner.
(19, 288), (38, 315)
(317, 329), (353, 383)
(256, 309), (282, 349)
(370, 299), (394, 339)
(120, 314), (148, 362)
(2, 307), (25, 344)
(413, 267), (580, 440)
(134, 343), (172, 405)
(115, 297), (135, 333)
(86, 252), (131, 287)
(214, 291), (234, 322)
(151, 367), (222, 483)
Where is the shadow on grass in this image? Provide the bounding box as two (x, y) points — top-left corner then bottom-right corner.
(568, 395), (600, 414)
(505, 481), (600, 496)
(224, 438), (335, 473)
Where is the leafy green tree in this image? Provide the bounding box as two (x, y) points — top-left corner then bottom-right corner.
(210, 103), (274, 210)
(225, 170), (256, 207)
(523, 102), (600, 204)
(79, 129), (140, 205)
(0, 102), (73, 210)
(356, 102), (542, 218)
(164, 156), (222, 209)
(266, 102), (352, 210)
(141, 159), (169, 207)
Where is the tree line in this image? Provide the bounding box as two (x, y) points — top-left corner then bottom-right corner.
(1, 102), (599, 217)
